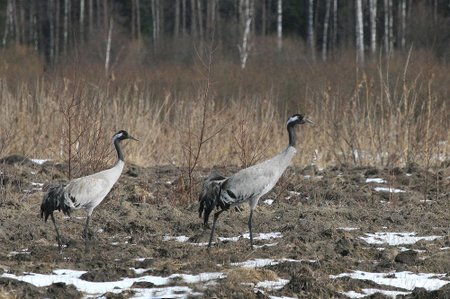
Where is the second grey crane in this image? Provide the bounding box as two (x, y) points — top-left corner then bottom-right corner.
(40, 130), (138, 251)
(199, 114), (313, 249)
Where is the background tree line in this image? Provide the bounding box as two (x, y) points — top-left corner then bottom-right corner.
(1, 0), (450, 70)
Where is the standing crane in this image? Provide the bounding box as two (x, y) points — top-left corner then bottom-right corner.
(40, 130), (138, 251)
(199, 114), (313, 249)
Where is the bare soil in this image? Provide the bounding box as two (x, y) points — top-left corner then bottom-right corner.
(0, 156), (449, 298)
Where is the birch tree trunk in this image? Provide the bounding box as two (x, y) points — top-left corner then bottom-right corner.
(89, 0), (93, 36)
(322, 0), (331, 61)
(400, 0), (406, 51)
(384, 0), (389, 54)
(63, 0), (70, 55)
(307, 0), (316, 62)
(48, 0), (55, 63)
(105, 17), (113, 75)
(238, 0), (253, 69)
(2, 0), (13, 47)
(277, 0), (282, 51)
(388, 0), (393, 52)
(80, 0), (85, 42)
(332, 0), (338, 54)
(355, 0), (364, 64)
(369, 0), (377, 55)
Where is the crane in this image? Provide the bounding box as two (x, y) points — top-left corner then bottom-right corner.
(40, 130), (138, 251)
(199, 114), (313, 249)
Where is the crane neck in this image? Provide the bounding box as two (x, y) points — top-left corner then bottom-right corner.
(287, 124), (297, 148)
(114, 138), (125, 161)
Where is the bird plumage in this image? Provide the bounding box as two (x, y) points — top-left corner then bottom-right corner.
(202, 114), (313, 249)
(40, 130), (137, 251)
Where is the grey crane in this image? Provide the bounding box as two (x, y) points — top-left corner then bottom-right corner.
(40, 130), (138, 251)
(199, 114), (313, 249)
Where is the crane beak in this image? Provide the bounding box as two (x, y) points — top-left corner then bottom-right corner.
(129, 136), (139, 141)
(303, 118), (315, 125)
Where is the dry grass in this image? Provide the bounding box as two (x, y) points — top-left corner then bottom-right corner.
(0, 47), (448, 180)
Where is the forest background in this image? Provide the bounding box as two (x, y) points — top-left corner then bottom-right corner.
(0, 0), (449, 181)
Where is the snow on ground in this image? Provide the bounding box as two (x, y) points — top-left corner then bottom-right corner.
(374, 187), (406, 193)
(341, 288), (410, 298)
(360, 232), (443, 246)
(30, 159), (50, 165)
(331, 270), (449, 292)
(263, 199), (274, 205)
(365, 178), (386, 183)
(1, 269), (225, 298)
(230, 258), (316, 268)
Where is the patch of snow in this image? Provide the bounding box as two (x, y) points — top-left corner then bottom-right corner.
(269, 296), (298, 299)
(440, 247), (450, 250)
(255, 278), (289, 290)
(406, 173), (412, 177)
(360, 232), (443, 246)
(7, 249), (30, 257)
(263, 199), (274, 205)
(398, 247), (426, 253)
(365, 178), (386, 183)
(254, 243), (278, 249)
(341, 288), (410, 298)
(31, 159), (49, 165)
(1, 269), (225, 297)
(130, 268), (152, 275)
(132, 286), (201, 298)
(231, 258), (314, 268)
(338, 227), (360, 231)
(374, 187), (405, 193)
(288, 191), (301, 196)
(163, 235), (190, 242)
(330, 271), (449, 292)
(242, 232), (283, 240)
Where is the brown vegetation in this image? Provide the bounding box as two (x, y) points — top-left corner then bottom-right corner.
(0, 45), (448, 178)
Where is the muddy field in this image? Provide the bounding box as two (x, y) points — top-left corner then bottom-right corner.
(0, 155), (449, 298)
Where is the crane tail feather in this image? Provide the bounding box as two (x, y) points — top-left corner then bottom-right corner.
(198, 172), (227, 226)
(40, 184), (71, 221)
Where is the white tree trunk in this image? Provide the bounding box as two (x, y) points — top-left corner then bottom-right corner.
(400, 0), (406, 51)
(355, 0), (364, 64)
(332, 0), (338, 53)
(63, 0), (70, 55)
(388, 0), (393, 52)
(2, 0), (13, 47)
(277, 0), (282, 51)
(307, 0), (316, 62)
(322, 0), (331, 61)
(238, 0), (253, 69)
(384, 0), (389, 54)
(105, 17), (113, 75)
(80, 0), (85, 41)
(369, 0), (377, 55)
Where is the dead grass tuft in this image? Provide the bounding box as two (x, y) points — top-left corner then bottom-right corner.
(226, 268), (280, 284)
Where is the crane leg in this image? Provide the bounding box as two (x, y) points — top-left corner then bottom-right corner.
(208, 210), (224, 248)
(83, 215), (91, 252)
(248, 210), (254, 249)
(50, 213), (62, 251)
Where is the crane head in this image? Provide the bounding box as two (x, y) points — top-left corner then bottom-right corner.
(113, 130), (139, 142)
(287, 114), (314, 126)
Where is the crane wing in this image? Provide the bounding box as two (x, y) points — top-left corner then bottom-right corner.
(64, 176), (112, 210)
(221, 166), (279, 205)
